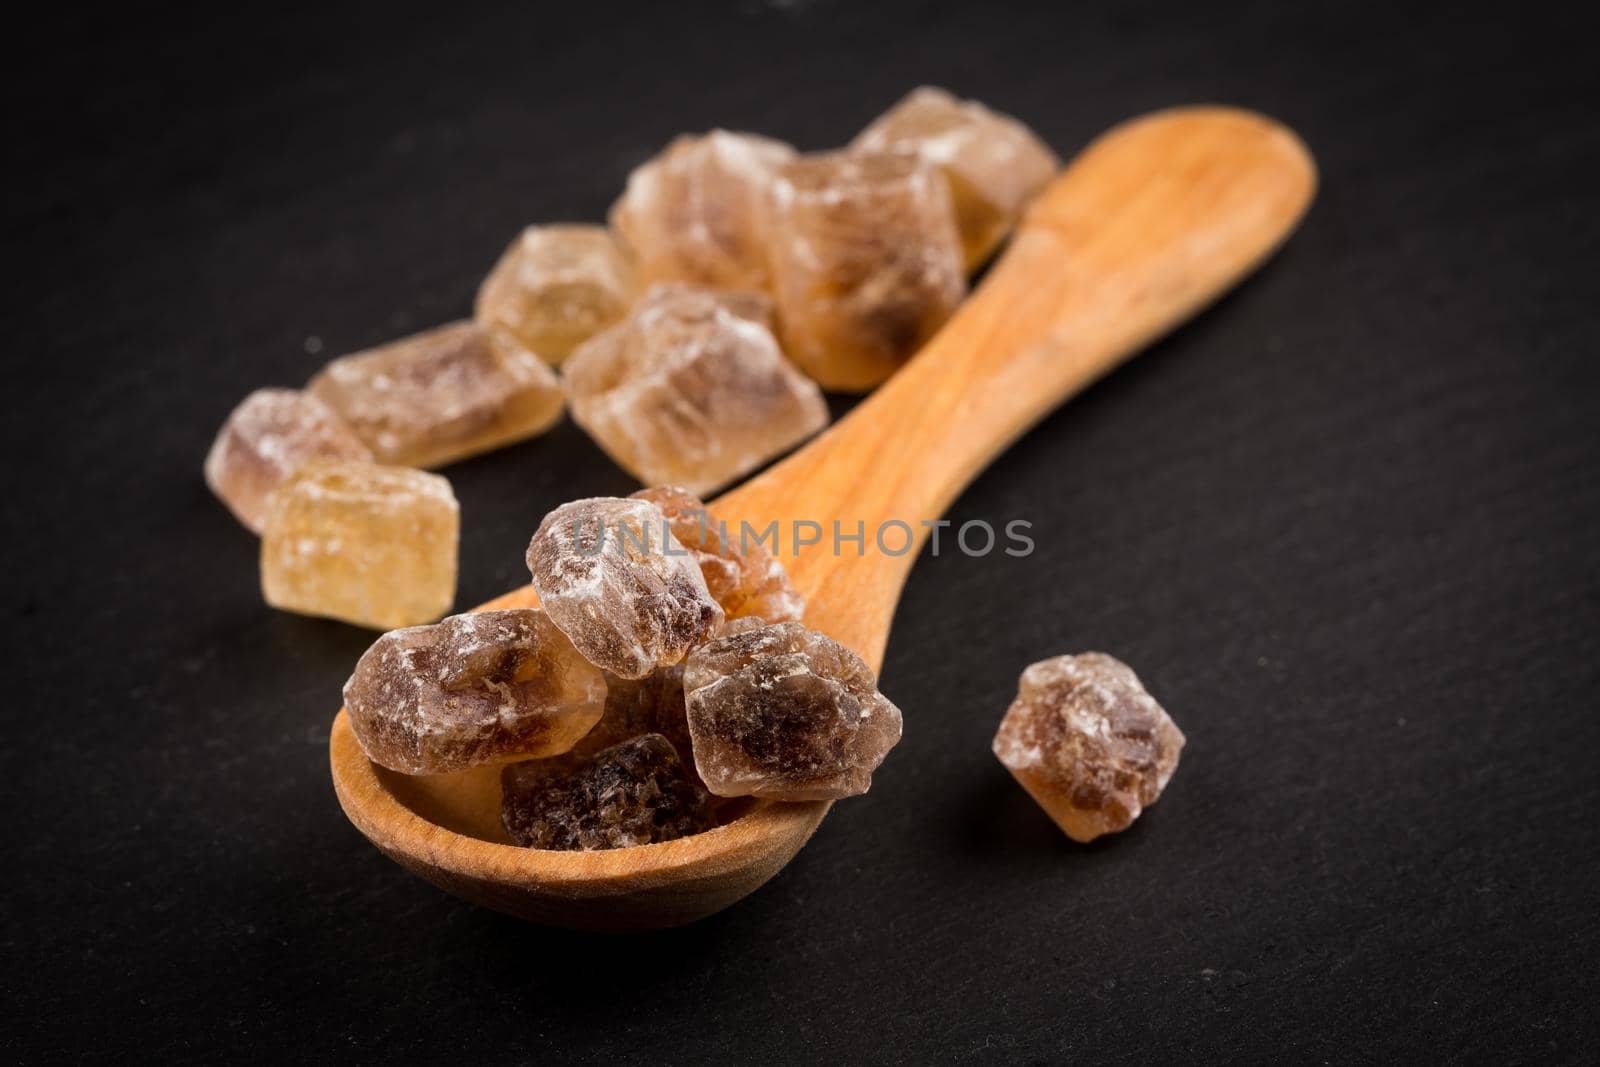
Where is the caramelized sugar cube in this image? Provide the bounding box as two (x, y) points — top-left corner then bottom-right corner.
(204, 388), (372, 533)
(501, 734), (714, 850)
(610, 129), (797, 292)
(344, 609), (606, 774)
(765, 150), (966, 391)
(683, 621), (902, 800)
(307, 320), (562, 468)
(525, 496), (723, 679)
(261, 460), (458, 630)
(474, 224), (636, 365)
(852, 86), (1059, 270)
(565, 284), (826, 495)
(992, 652), (1185, 843)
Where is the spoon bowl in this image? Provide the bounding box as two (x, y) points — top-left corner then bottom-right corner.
(331, 106), (1317, 929)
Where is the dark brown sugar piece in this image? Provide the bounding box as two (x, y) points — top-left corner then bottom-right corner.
(991, 652), (1185, 843)
(683, 621), (902, 800)
(343, 609), (606, 774)
(500, 734), (714, 850)
(525, 496), (725, 679)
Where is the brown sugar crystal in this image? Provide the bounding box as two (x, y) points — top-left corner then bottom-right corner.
(525, 496), (724, 679)
(851, 86), (1059, 270)
(343, 609), (607, 775)
(991, 652), (1185, 843)
(610, 129), (797, 292)
(630, 486), (804, 623)
(564, 284), (827, 495)
(307, 320), (563, 468)
(204, 388), (373, 533)
(500, 734), (714, 850)
(474, 224), (636, 365)
(683, 621), (902, 800)
(764, 150), (966, 391)
(260, 460), (458, 630)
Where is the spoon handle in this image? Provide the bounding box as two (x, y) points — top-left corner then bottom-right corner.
(718, 107), (1317, 667)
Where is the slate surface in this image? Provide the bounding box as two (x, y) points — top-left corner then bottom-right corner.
(8, 1), (1597, 1061)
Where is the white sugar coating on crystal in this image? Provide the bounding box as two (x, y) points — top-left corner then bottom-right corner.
(851, 86), (1059, 269)
(991, 652), (1185, 843)
(564, 284), (827, 495)
(305, 321), (563, 468)
(526, 496), (724, 679)
(203, 388), (373, 533)
(610, 130), (797, 292)
(343, 608), (607, 774)
(682, 621), (903, 800)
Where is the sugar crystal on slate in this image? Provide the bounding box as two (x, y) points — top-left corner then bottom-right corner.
(683, 621), (902, 800)
(764, 150), (966, 391)
(204, 388), (373, 533)
(500, 734), (714, 850)
(344, 609), (606, 774)
(851, 86), (1059, 270)
(610, 129), (797, 292)
(525, 496), (723, 679)
(991, 652), (1184, 843)
(564, 284), (827, 495)
(475, 224), (636, 365)
(260, 460), (458, 630)
(308, 320), (562, 468)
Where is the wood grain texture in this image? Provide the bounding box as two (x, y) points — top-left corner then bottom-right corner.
(329, 106), (1315, 930)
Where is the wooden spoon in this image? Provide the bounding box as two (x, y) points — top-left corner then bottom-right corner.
(330, 106), (1316, 930)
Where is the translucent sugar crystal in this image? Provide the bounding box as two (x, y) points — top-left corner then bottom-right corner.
(203, 388), (373, 533)
(344, 609), (606, 774)
(765, 150), (966, 391)
(501, 734), (714, 850)
(851, 86), (1060, 270)
(991, 652), (1185, 843)
(307, 320), (563, 468)
(631, 486), (804, 623)
(525, 496), (723, 679)
(579, 663), (692, 765)
(564, 284), (827, 495)
(610, 130), (797, 292)
(683, 621), (902, 800)
(261, 460), (458, 630)
(474, 224), (636, 365)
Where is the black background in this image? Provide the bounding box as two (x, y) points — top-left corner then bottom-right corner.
(8, 0), (1599, 1061)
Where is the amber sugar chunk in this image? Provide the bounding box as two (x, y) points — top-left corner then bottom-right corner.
(992, 652), (1185, 843)
(344, 609), (606, 774)
(631, 487), (804, 623)
(765, 150), (966, 391)
(261, 460), (458, 630)
(501, 734), (714, 850)
(526, 496), (723, 679)
(565, 285), (827, 495)
(610, 129), (797, 292)
(474, 224), (636, 365)
(852, 86), (1060, 270)
(683, 621), (902, 800)
(203, 388), (373, 533)
(307, 320), (562, 468)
